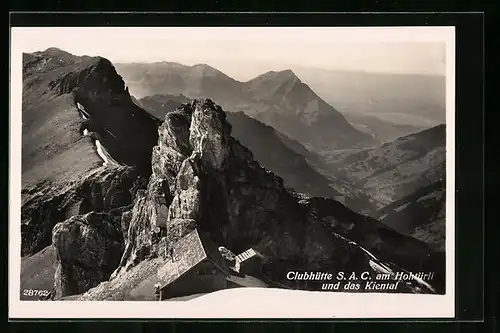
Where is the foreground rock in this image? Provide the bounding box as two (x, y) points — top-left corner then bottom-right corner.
(52, 212), (124, 298)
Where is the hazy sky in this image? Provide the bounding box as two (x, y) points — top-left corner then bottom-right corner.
(13, 27), (450, 81)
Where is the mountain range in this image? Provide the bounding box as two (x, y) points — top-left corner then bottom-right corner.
(115, 62), (377, 153)
(19, 48), (447, 301)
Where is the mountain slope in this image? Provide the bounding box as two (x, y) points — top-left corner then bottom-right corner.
(135, 93), (190, 119)
(323, 124), (446, 209)
(224, 111), (344, 199)
(344, 112), (426, 143)
(115, 63), (376, 152)
(241, 70), (376, 151)
(23, 48), (160, 182)
(21, 48), (157, 258)
(115, 62), (243, 104)
(376, 180), (446, 251)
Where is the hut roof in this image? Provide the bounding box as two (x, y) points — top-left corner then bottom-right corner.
(157, 229), (231, 289)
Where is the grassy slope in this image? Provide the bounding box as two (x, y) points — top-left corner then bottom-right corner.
(20, 245), (57, 300)
(22, 87), (102, 188)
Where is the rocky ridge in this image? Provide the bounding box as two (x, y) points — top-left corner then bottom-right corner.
(20, 49), (157, 299)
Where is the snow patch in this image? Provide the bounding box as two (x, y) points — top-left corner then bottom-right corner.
(76, 102), (90, 119)
(394, 202), (411, 212)
(369, 259), (394, 275)
(95, 140), (110, 166)
(357, 245), (378, 261)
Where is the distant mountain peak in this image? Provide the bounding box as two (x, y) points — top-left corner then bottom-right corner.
(23, 49), (129, 99)
(190, 63), (229, 79)
(253, 69), (301, 83)
(277, 69), (298, 76)
(192, 63), (216, 70)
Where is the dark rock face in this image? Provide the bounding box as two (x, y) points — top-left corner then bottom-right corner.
(52, 212), (123, 298)
(105, 99), (444, 296)
(21, 166), (147, 256)
(225, 112), (342, 199)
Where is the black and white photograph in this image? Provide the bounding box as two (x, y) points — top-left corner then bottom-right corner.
(9, 26), (455, 318)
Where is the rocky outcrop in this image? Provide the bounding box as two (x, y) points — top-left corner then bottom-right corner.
(104, 99), (444, 295)
(52, 212), (123, 299)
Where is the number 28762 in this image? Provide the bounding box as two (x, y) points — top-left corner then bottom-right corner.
(23, 289), (50, 297)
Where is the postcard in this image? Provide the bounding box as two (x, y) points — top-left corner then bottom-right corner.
(9, 26), (455, 318)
